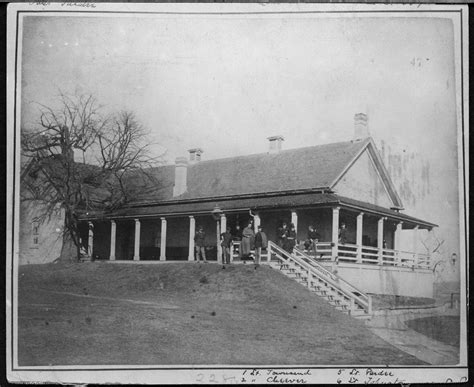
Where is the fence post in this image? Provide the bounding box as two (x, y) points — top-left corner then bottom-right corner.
(307, 270), (311, 289)
(395, 250), (401, 266)
(267, 242), (271, 262)
(413, 225), (419, 268)
(350, 298), (355, 315)
(377, 217), (384, 265)
(368, 295), (372, 315)
(332, 207), (340, 260)
(394, 221), (403, 266)
(356, 212), (363, 263)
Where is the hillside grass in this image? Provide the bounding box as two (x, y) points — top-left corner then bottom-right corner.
(18, 262), (426, 366)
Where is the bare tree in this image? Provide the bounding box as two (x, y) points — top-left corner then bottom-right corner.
(21, 91), (162, 261)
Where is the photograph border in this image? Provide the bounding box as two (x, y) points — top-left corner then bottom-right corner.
(6, 2), (469, 384)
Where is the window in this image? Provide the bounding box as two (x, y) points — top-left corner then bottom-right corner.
(32, 220), (40, 246)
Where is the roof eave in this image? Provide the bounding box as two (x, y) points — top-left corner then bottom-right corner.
(335, 197), (437, 229)
(125, 186), (333, 208)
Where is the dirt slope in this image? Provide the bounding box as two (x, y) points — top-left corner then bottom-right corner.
(17, 262), (425, 366)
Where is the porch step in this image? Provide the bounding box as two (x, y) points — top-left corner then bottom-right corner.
(349, 310), (371, 319)
(268, 260), (371, 320)
(80, 255), (93, 262)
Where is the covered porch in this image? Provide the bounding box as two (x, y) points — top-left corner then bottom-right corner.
(80, 192), (435, 271)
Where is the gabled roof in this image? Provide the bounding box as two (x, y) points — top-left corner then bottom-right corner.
(130, 138), (373, 204)
(329, 137), (403, 209)
(130, 137), (404, 210)
(24, 136), (414, 221)
(76, 137), (437, 228)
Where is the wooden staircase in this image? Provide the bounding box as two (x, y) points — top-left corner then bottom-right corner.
(267, 241), (372, 319)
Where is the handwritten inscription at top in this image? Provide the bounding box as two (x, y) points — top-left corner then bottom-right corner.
(61, 2), (96, 8)
(29, 2), (97, 8)
(410, 57), (430, 68)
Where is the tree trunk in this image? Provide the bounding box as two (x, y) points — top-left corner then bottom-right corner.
(59, 231), (79, 262)
(58, 209), (81, 262)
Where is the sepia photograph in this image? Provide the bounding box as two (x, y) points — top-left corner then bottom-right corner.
(6, 2), (468, 384)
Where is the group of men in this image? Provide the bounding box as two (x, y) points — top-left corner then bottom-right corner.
(219, 222), (268, 268)
(193, 221), (268, 268)
(276, 222), (322, 255)
(194, 219), (349, 264)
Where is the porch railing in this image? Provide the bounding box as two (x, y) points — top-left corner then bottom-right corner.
(229, 240), (430, 269)
(303, 242), (431, 269)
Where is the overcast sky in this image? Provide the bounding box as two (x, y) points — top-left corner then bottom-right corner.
(21, 13), (457, 160)
(19, 10), (463, 258)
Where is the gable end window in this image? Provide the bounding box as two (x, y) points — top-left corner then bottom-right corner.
(32, 220), (40, 246)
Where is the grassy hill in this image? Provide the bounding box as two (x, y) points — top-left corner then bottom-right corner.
(18, 262), (425, 366)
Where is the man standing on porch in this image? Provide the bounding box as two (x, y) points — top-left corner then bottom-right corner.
(194, 226), (207, 262)
(286, 223), (297, 254)
(304, 225), (321, 256)
(241, 221), (254, 261)
(277, 222), (288, 249)
(338, 223), (347, 244)
(220, 226), (232, 267)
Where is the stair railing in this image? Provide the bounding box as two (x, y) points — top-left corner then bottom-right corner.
(293, 247), (371, 308)
(268, 241), (371, 315)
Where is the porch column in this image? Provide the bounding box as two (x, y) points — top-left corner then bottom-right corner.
(220, 214), (227, 264)
(331, 207), (340, 259)
(394, 221), (403, 265)
(216, 219), (222, 264)
(356, 213), (363, 263)
(109, 220), (116, 260)
(394, 222), (403, 249)
(160, 217), (167, 261)
(291, 210), (298, 234)
(88, 221), (94, 257)
(377, 217), (384, 265)
(220, 214), (227, 234)
(427, 228), (433, 267)
(133, 219), (141, 261)
(188, 216), (195, 261)
(253, 213), (261, 233)
(413, 225), (419, 267)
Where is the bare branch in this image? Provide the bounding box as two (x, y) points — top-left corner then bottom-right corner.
(21, 91), (164, 261)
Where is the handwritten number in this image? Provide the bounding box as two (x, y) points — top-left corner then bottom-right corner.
(411, 57), (429, 68)
(196, 373), (205, 383)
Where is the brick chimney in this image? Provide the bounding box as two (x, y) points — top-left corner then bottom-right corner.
(354, 113), (369, 140)
(267, 135), (284, 154)
(188, 148), (203, 164)
(173, 156), (188, 197)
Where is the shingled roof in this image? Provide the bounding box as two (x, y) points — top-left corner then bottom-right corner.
(77, 137), (437, 229)
(130, 139), (371, 204)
